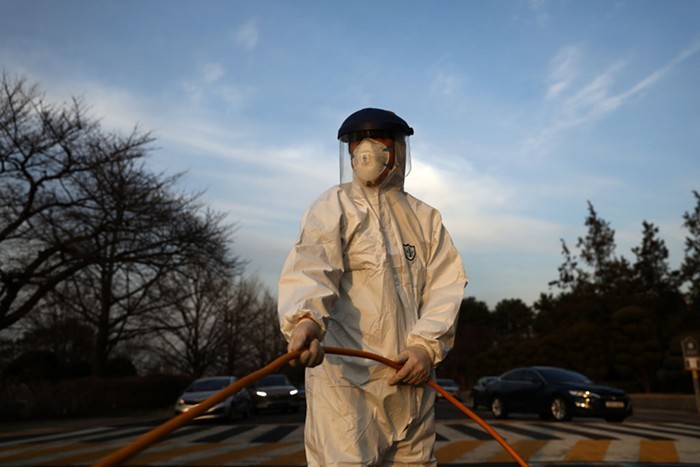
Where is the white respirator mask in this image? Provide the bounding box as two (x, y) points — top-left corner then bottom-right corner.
(351, 138), (394, 187)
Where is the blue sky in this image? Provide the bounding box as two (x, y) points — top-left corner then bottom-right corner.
(2, 0), (699, 308)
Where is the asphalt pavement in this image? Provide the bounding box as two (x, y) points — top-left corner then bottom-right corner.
(3, 404), (700, 437)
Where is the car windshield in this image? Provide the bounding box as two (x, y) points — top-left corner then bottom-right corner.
(187, 378), (231, 392)
(256, 374), (291, 387)
(537, 368), (591, 384)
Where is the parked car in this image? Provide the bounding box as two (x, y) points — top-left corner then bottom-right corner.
(174, 376), (251, 421)
(435, 378), (461, 400)
(466, 376), (498, 409)
(251, 373), (301, 413)
(483, 366), (632, 422)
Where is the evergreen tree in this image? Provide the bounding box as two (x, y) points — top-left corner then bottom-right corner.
(632, 221), (676, 297)
(681, 191), (700, 308)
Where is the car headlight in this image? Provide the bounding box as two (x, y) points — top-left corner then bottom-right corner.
(289, 389), (298, 396)
(255, 391), (268, 397)
(568, 390), (600, 399)
(177, 399), (185, 405)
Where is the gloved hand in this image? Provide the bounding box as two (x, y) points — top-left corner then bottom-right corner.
(288, 318), (325, 367)
(388, 346), (432, 386)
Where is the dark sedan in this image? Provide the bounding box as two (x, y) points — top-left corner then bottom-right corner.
(466, 376), (498, 409)
(435, 378), (461, 401)
(174, 376), (251, 421)
(483, 366), (632, 422)
(251, 373), (301, 413)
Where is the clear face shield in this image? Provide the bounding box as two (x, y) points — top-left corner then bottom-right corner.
(339, 131), (411, 186)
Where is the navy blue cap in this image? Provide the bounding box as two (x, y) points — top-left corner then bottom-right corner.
(337, 108), (414, 141)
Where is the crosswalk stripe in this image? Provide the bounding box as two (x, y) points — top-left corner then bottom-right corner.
(528, 438), (579, 461)
(0, 442), (99, 463)
(124, 442), (225, 464)
(161, 426), (212, 441)
(535, 422), (617, 439)
(259, 448), (307, 465)
(193, 425), (254, 443)
(250, 425), (298, 443)
(435, 440), (484, 463)
(0, 426), (110, 446)
(34, 444), (122, 465)
(639, 440), (679, 463)
(490, 423), (560, 440)
(605, 440), (643, 462)
(487, 439), (547, 462)
(83, 427), (152, 443)
(182, 441), (294, 465)
(675, 438), (700, 461)
(579, 423), (675, 440)
(445, 423), (493, 440)
(646, 424), (700, 439)
(2, 419), (699, 464)
(563, 439), (611, 462)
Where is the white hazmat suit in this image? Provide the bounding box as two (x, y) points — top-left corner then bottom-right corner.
(278, 110), (467, 466)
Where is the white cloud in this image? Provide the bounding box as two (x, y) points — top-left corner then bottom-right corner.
(563, 39), (700, 127)
(559, 60), (626, 127)
(201, 63), (225, 84)
(429, 70), (465, 98)
(545, 45), (580, 100)
(407, 155), (563, 255)
(179, 63), (253, 111)
(51, 81), (152, 133)
(528, 0), (550, 27)
(527, 38), (700, 155)
(619, 37), (700, 101)
(231, 19), (259, 51)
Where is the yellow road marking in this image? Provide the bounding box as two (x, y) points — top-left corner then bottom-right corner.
(435, 440), (485, 463)
(260, 447), (307, 465)
(0, 442), (97, 463)
(184, 442), (294, 465)
(488, 439), (547, 462)
(125, 442), (229, 464)
(639, 440), (679, 463)
(36, 445), (123, 465)
(563, 439), (611, 462)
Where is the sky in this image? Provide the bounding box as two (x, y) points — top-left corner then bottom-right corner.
(1, 0), (699, 308)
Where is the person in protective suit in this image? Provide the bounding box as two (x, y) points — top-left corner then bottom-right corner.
(278, 108), (468, 466)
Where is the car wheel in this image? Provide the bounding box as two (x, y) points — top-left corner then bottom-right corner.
(491, 396), (508, 419)
(227, 401), (245, 423)
(550, 396), (572, 422)
(238, 402), (251, 420)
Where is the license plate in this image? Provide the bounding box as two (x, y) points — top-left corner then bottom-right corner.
(605, 401), (625, 408)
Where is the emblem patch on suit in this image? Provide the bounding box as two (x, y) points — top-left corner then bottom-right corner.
(403, 243), (416, 261)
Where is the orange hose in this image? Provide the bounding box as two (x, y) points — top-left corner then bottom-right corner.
(324, 347), (527, 466)
(93, 347), (528, 467)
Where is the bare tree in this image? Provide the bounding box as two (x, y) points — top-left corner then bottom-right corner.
(0, 73), (149, 330)
(49, 152), (239, 375)
(148, 256), (239, 378)
(242, 288), (288, 373)
(1, 74), (243, 375)
(220, 276), (259, 376)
